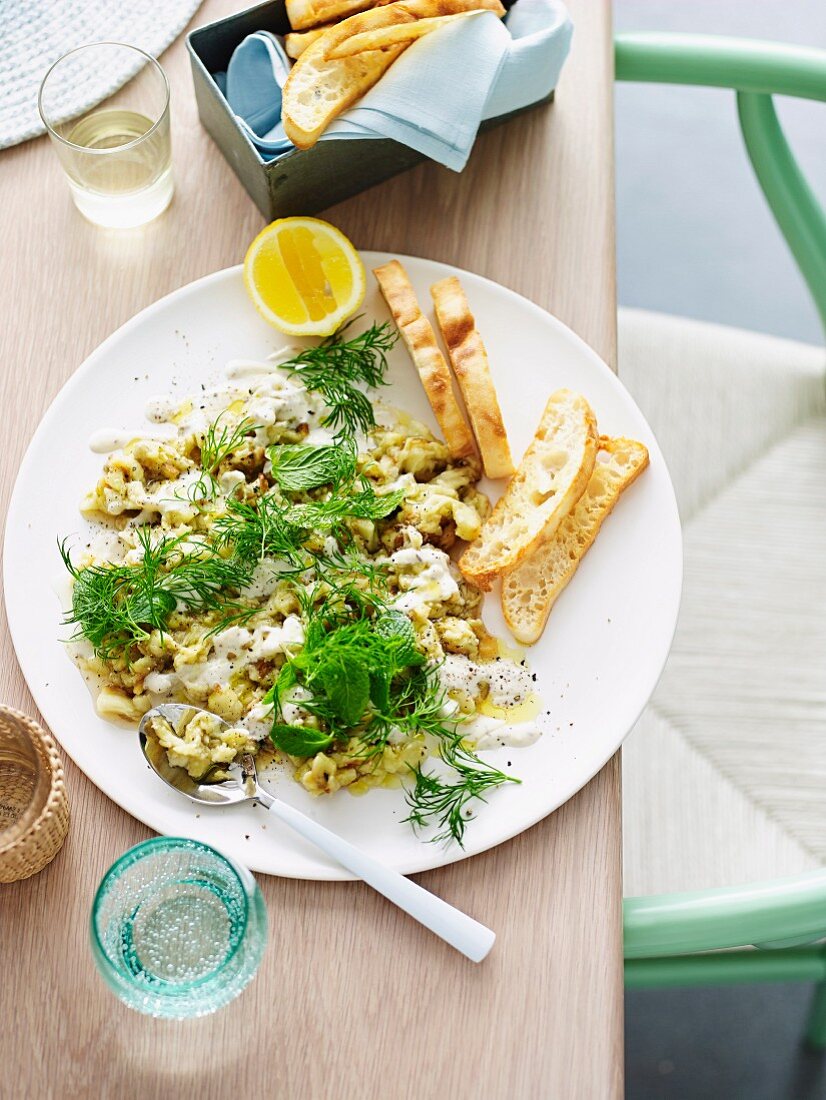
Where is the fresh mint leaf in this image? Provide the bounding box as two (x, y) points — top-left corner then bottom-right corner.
(374, 611), (423, 669)
(318, 653), (370, 727)
(369, 670), (391, 713)
(351, 485), (405, 520)
(263, 662), (297, 709)
(268, 443), (357, 493)
(270, 723), (333, 756)
(286, 485), (403, 530)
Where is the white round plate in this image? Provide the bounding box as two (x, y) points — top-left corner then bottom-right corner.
(4, 254), (681, 880)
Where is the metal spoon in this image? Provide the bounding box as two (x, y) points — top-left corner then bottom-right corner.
(139, 703), (495, 962)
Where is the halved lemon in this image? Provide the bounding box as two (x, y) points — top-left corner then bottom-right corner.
(243, 217), (366, 337)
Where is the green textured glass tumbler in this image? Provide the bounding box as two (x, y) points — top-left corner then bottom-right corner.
(90, 837), (267, 1018)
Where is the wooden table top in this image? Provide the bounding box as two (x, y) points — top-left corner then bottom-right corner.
(0, 2), (622, 1096)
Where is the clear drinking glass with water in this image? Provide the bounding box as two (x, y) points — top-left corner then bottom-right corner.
(91, 838), (267, 1018)
(38, 43), (174, 229)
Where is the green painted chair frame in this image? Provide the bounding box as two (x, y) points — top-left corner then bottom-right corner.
(615, 33), (826, 1049)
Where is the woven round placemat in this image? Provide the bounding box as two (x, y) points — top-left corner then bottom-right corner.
(0, 706), (69, 883)
(0, 0), (203, 151)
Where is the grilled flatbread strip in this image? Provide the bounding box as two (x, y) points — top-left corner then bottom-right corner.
(325, 1), (502, 58)
(285, 27), (329, 58)
(459, 390), (598, 590)
(501, 436), (650, 643)
(287, 0), (387, 31)
(373, 260), (477, 459)
(431, 275), (514, 479)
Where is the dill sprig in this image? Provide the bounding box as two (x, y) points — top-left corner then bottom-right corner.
(213, 482), (404, 570)
(68, 462), (407, 652)
(278, 322), (398, 441)
(404, 736), (516, 848)
(212, 493), (307, 570)
(304, 543), (391, 595)
(59, 529), (250, 661)
(188, 414), (261, 502)
(364, 662), (519, 846)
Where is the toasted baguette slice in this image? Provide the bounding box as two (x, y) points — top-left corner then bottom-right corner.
(285, 27), (330, 58)
(502, 436), (650, 643)
(287, 0), (387, 31)
(282, 34), (407, 149)
(374, 260), (476, 459)
(458, 390), (598, 589)
(325, 0), (502, 58)
(430, 275), (514, 479)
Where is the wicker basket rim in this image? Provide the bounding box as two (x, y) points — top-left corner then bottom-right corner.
(0, 704), (66, 859)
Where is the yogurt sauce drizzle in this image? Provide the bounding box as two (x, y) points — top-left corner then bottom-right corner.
(438, 655), (542, 750)
(91, 348), (320, 456)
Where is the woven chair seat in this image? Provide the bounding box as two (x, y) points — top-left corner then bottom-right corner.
(619, 308), (826, 895)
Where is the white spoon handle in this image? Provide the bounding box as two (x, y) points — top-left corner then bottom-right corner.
(264, 797), (495, 962)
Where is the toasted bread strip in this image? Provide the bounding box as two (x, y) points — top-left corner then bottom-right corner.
(501, 437), (649, 642)
(282, 32), (407, 149)
(325, 1), (502, 58)
(431, 275), (514, 479)
(285, 27), (330, 58)
(284, 0), (502, 145)
(458, 390), (598, 589)
(287, 0), (388, 31)
(374, 261), (476, 459)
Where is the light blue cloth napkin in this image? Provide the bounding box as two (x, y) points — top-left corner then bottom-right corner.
(482, 0), (573, 121)
(323, 11), (507, 165)
(216, 0), (572, 172)
(215, 32), (292, 155)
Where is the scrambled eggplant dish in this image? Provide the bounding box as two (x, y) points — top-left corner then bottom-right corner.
(61, 324), (540, 843)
